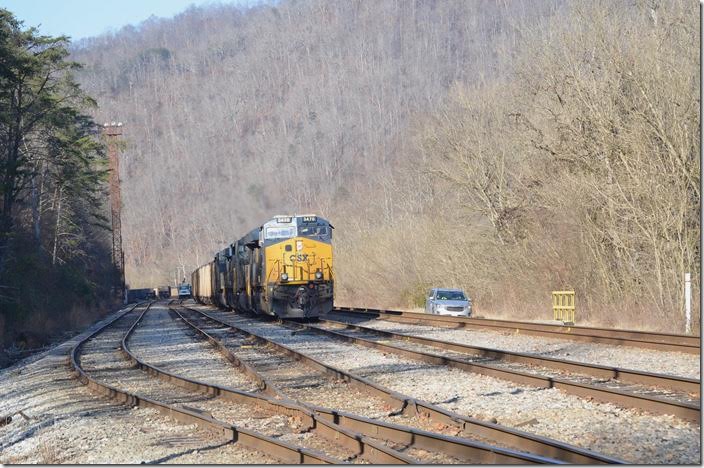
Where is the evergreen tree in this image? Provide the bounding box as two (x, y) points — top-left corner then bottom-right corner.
(0, 10), (113, 354)
(0, 8), (106, 278)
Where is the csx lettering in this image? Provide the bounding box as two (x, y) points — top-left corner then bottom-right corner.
(289, 254), (308, 262)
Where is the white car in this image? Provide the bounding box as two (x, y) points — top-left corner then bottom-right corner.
(425, 288), (471, 317)
(178, 285), (191, 299)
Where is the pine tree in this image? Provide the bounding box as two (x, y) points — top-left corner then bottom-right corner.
(0, 8), (106, 278)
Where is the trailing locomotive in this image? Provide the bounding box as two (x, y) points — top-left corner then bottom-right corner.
(191, 214), (334, 319)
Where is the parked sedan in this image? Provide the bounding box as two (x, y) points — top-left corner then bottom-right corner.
(425, 288), (472, 317)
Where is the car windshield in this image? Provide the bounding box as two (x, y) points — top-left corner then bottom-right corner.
(436, 290), (466, 301)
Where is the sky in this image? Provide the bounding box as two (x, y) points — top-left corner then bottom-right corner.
(2, 0), (249, 40)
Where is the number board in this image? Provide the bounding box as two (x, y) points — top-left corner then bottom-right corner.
(301, 216), (317, 223)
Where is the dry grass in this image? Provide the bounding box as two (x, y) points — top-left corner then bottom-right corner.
(0, 438), (61, 464)
(38, 439), (61, 464)
(334, 1), (699, 334)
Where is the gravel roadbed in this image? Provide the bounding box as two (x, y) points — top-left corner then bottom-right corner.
(328, 313), (700, 379)
(130, 303), (260, 392)
(79, 304), (353, 463)
(135, 305), (372, 463)
(177, 305), (472, 463)
(196, 305), (700, 464)
(0, 305), (273, 464)
(317, 321), (699, 405)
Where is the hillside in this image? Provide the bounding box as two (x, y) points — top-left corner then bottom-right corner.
(71, 0), (699, 331)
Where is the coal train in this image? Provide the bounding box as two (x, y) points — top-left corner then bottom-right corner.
(191, 214), (334, 319)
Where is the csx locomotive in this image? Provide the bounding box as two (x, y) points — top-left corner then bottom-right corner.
(191, 214), (333, 319)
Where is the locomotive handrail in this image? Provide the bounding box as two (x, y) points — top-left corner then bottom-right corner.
(267, 258), (280, 283)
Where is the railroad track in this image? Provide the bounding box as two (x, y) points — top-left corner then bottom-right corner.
(180, 302), (624, 464)
(70, 302), (391, 463)
(126, 302), (420, 463)
(332, 307), (701, 354)
(320, 316), (700, 398)
(169, 303), (567, 464)
(297, 315), (700, 422)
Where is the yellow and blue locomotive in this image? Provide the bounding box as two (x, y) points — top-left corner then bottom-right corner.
(192, 214), (333, 319)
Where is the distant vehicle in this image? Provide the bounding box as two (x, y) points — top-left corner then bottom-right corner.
(146, 290), (157, 300)
(178, 284), (192, 299)
(126, 288), (154, 303)
(425, 288), (471, 317)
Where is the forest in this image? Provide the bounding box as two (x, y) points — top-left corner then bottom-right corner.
(67, 0), (699, 332)
(0, 9), (117, 364)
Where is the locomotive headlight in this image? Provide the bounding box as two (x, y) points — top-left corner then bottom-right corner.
(315, 270), (323, 280)
(281, 273), (289, 282)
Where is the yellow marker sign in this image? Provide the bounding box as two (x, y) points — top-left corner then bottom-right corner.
(552, 290), (575, 324)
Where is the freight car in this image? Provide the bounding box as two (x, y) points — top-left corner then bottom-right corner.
(158, 286), (170, 299)
(126, 288), (153, 303)
(192, 214), (333, 319)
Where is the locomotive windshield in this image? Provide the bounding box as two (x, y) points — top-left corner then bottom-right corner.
(261, 215), (331, 243)
(298, 220), (331, 241)
(299, 225), (329, 237)
(265, 226), (296, 240)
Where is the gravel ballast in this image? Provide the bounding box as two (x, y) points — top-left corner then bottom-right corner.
(129, 305), (261, 392)
(0, 305), (273, 464)
(174, 305), (474, 463)
(4, 300), (698, 464)
(328, 313), (701, 379)
(316, 320), (699, 406)
(193, 304), (701, 464)
(84, 303), (360, 463)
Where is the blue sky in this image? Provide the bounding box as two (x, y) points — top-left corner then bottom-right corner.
(2, 0), (250, 40)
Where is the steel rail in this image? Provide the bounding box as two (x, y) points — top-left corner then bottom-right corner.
(297, 318), (700, 423)
(333, 307), (701, 354)
(69, 302), (341, 464)
(162, 305), (417, 464)
(320, 317), (701, 395)
(186, 304), (623, 464)
(168, 305), (284, 399)
(170, 304), (561, 464)
(126, 303), (413, 464)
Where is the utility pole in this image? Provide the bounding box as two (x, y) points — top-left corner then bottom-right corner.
(685, 272), (691, 334)
(103, 122), (125, 300)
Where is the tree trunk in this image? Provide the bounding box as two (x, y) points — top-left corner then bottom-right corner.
(0, 88), (23, 276)
(31, 161), (45, 243)
(52, 186), (63, 267)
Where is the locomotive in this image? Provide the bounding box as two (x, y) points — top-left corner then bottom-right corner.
(191, 214), (334, 319)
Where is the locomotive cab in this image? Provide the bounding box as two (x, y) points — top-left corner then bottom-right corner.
(260, 214), (334, 318)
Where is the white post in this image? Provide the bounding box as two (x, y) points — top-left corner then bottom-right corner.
(685, 272), (691, 335)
